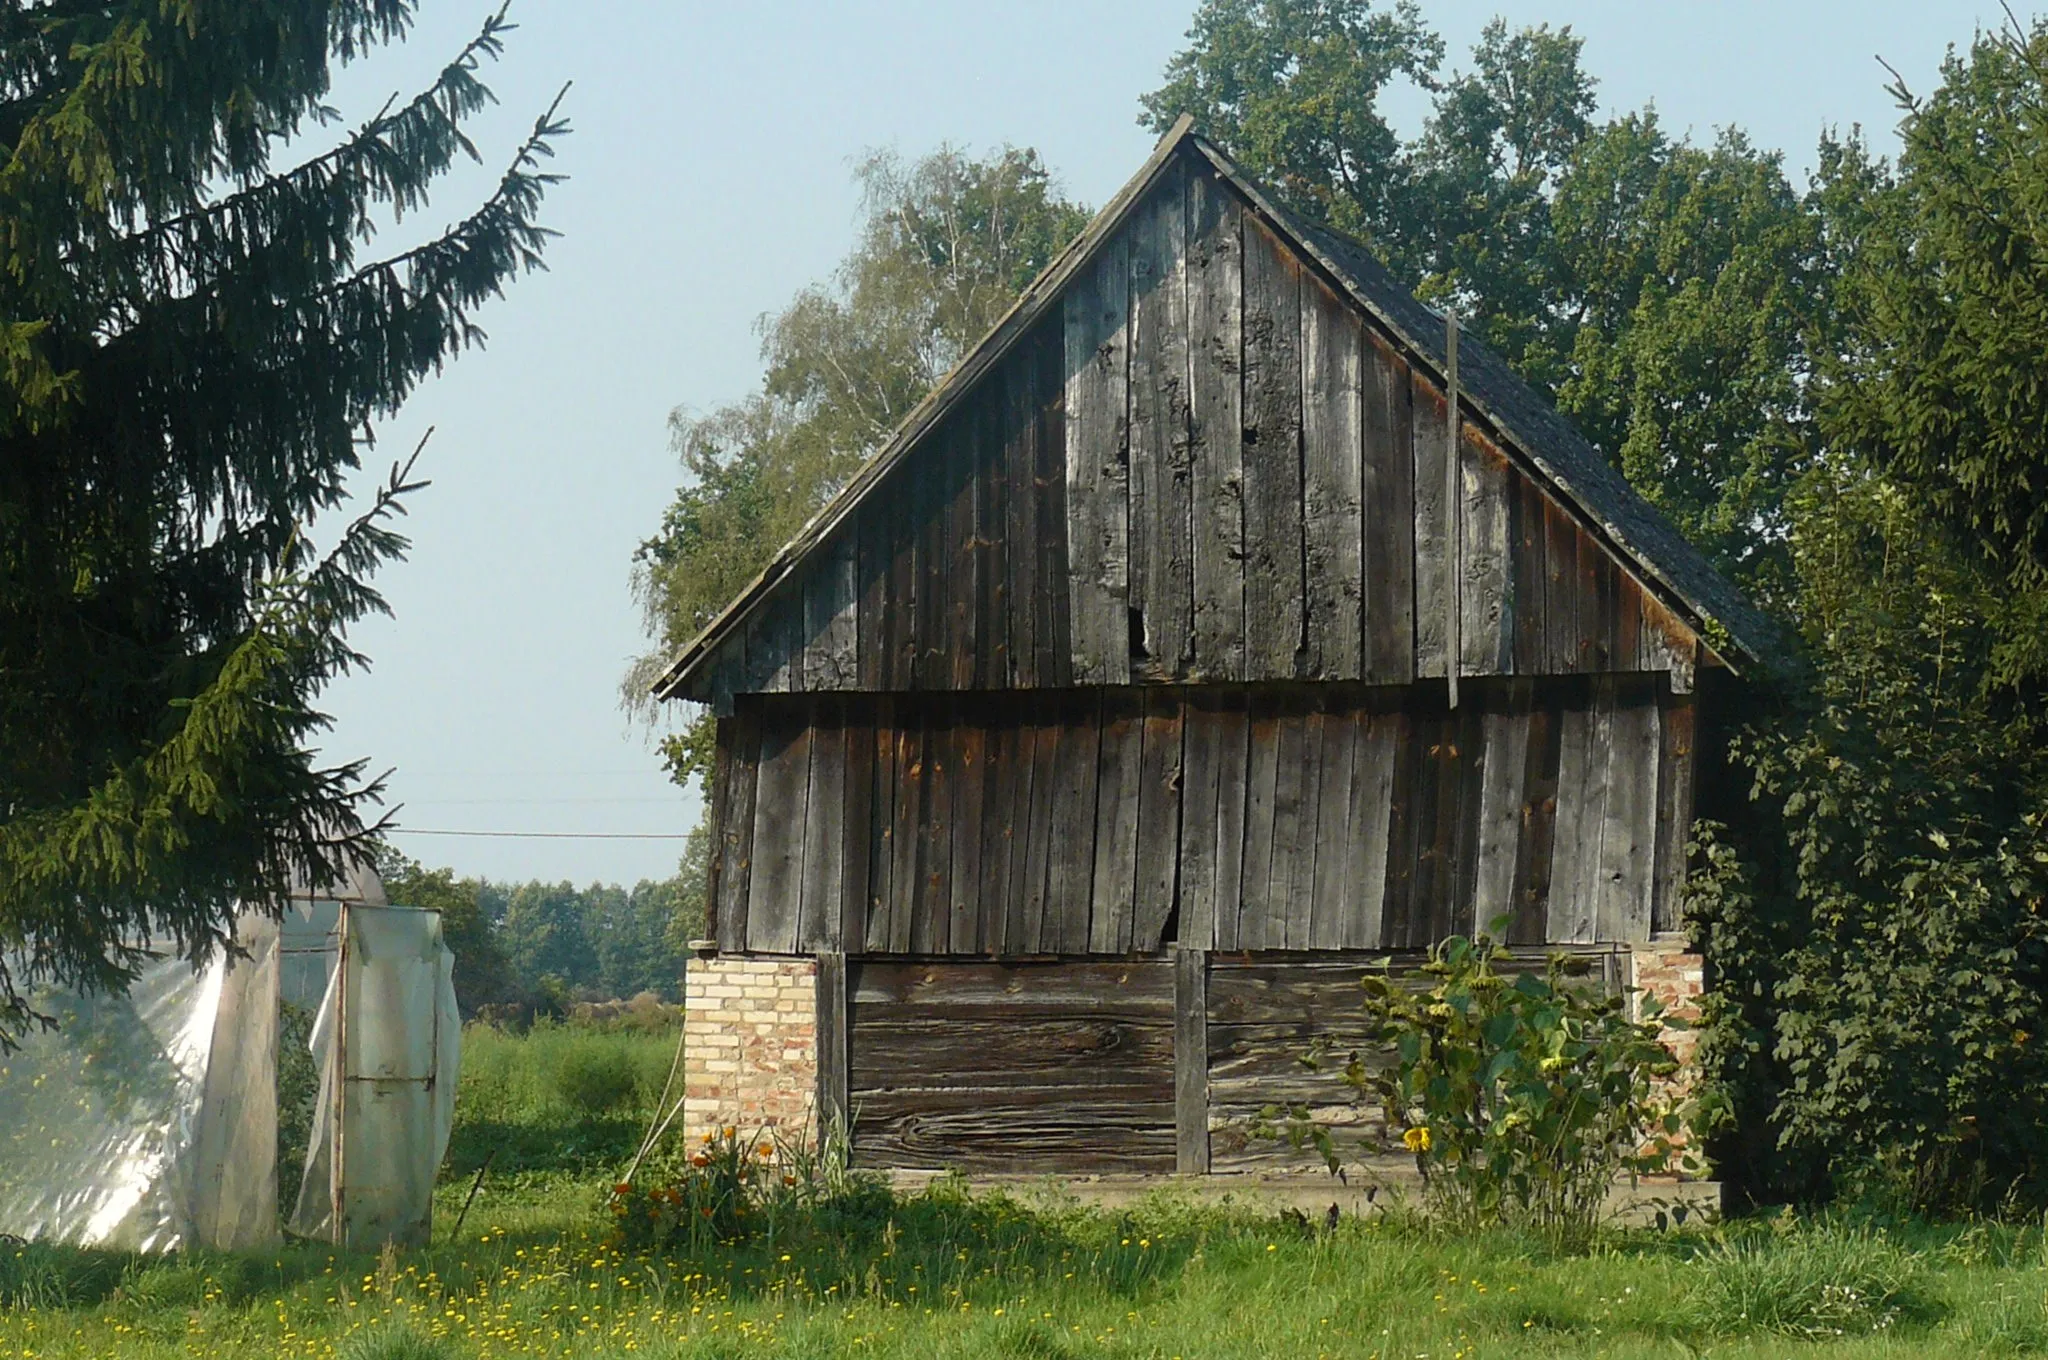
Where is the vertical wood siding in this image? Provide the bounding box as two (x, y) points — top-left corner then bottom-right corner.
(710, 678), (1691, 958)
(691, 162), (1705, 708)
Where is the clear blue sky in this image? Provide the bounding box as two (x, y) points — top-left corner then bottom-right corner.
(318, 0), (1996, 886)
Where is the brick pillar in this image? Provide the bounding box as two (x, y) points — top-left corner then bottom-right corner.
(1629, 933), (1705, 1154)
(682, 954), (820, 1145)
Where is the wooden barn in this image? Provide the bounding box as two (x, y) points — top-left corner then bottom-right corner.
(658, 118), (1770, 1177)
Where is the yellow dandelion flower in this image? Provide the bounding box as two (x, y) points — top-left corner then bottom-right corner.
(1403, 1126), (1432, 1153)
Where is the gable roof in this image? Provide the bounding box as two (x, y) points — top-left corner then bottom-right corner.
(652, 118), (1772, 701)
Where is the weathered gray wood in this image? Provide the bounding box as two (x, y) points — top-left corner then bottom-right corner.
(1309, 701), (1360, 949)
(973, 387), (1008, 689)
(1178, 694), (1224, 949)
(747, 712), (812, 953)
(1460, 435), (1512, 677)
(1347, 709), (1396, 949)
(1046, 695), (1103, 953)
(1271, 702), (1319, 949)
(864, 698), (897, 952)
(1412, 372), (1449, 680)
(947, 422), (981, 690)
(1090, 693), (1145, 953)
(1543, 497), (1581, 674)
(1003, 348), (1039, 688)
(803, 530), (859, 691)
(1472, 691), (1531, 937)
(1444, 312), (1462, 706)
(1547, 681), (1612, 944)
(1035, 330), (1074, 688)
(1132, 690), (1183, 950)
(1512, 701), (1561, 945)
(1128, 160), (1194, 679)
(1363, 335), (1416, 684)
(1187, 168), (1246, 682)
(1210, 690), (1252, 950)
(979, 715), (1019, 954)
(1175, 947), (1210, 1173)
(948, 720), (987, 953)
(1596, 685), (1659, 943)
(1510, 473), (1548, 674)
(1651, 691), (1697, 934)
(1237, 693), (1283, 949)
(1019, 698), (1061, 953)
(1241, 220), (1305, 680)
(1063, 239), (1133, 685)
(1301, 278), (1365, 679)
(816, 951), (848, 1135)
(712, 712), (755, 950)
(914, 702), (956, 953)
(799, 700), (847, 950)
(887, 720), (922, 953)
(841, 705), (875, 952)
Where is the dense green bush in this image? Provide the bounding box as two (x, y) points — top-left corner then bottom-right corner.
(1276, 935), (1692, 1246)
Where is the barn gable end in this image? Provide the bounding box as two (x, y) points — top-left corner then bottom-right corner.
(654, 122), (1766, 711)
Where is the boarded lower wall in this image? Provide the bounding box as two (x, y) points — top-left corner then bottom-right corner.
(711, 677), (1693, 959)
(846, 960), (1176, 1172)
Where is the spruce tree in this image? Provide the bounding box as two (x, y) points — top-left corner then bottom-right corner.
(0, 2), (566, 1044)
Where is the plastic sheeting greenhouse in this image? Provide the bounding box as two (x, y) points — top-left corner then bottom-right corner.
(0, 861), (459, 1252)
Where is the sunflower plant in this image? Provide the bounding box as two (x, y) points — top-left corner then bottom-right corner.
(1279, 934), (1696, 1244)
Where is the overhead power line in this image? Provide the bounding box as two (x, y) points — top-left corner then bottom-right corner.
(385, 828), (690, 840)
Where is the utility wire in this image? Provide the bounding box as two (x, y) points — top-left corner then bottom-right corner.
(385, 828), (689, 840)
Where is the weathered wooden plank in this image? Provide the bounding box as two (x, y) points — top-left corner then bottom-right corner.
(1386, 707), (1439, 948)
(1543, 497), (1581, 674)
(856, 504), (889, 690)
(1585, 536), (1619, 673)
(915, 698), (957, 953)
(1241, 220), (1305, 681)
(1018, 694), (1061, 953)
(978, 712), (1017, 955)
(1273, 699), (1321, 949)
(849, 1090), (1177, 1174)
(1443, 700), (1489, 943)
(1412, 374), (1450, 680)
(1512, 700), (1561, 946)
(1187, 168), (1246, 682)
(1596, 683), (1659, 943)
(910, 430), (943, 690)
(949, 718), (987, 954)
(1046, 693), (1103, 953)
(1309, 698), (1361, 950)
(851, 1017), (1175, 1088)
(1178, 693), (1223, 950)
(815, 951), (848, 1135)
(1301, 279), (1365, 679)
(886, 463), (919, 690)
(1175, 947), (1210, 1174)
(1063, 240), (1133, 685)
(1129, 160), (1194, 679)
(1347, 709), (1397, 948)
(887, 715), (922, 954)
(864, 697), (897, 952)
(840, 702), (874, 952)
(1363, 334), (1416, 684)
(1237, 691), (1284, 949)
(1547, 682), (1608, 944)
(1133, 688), (1183, 950)
(948, 420), (980, 691)
(1460, 436), (1512, 677)
(1090, 691), (1145, 954)
(975, 386), (1008, 690)
(1210, 690), (1252, 951)
(1003, 345), (1039, 689)
(747, 710), (812, 953)
(1510, 472), (1548, 674)
(1472, 686), (1531, 937)
(803, 530), (859, 691)
(705, 714), (736, 947)
(1651, 691), (1697, 934)
(1036, 328), (1074, 688)
(853, 960), (1175, 1012)
(799, 698), (847, 950)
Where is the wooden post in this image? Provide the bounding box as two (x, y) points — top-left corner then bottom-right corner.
(814, 951), (848, 1144)
(1445, 312), (1461, 709)
(1174, 946), (1210, 1174)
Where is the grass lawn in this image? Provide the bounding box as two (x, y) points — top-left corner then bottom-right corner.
(4, 1025), (2048, 1359)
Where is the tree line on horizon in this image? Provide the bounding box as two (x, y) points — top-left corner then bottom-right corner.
(631, 2), (2048, 1212)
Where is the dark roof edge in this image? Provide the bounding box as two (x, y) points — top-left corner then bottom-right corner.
(649, 115), (1199, 701)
